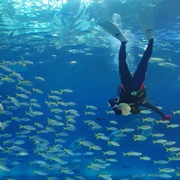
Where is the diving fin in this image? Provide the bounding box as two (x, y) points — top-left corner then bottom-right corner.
(99, 20), (128, 42)
(136, 8), (154, 40)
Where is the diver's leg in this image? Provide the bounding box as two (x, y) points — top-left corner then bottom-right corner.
(119, 42), (133, 91)
(133, 39), (154, 90)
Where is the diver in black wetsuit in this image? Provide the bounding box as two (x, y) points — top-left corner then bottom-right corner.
(109, 38), (171, 120)
(99, 18), (172, 121)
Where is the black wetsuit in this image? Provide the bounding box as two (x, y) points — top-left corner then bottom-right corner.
(109, 39), (166, 119)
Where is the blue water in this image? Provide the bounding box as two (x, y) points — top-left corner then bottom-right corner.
(0, 0), (180, 179)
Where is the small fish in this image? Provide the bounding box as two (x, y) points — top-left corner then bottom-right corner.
(0, 164), (10, 171)
(166, 124), (179, 128)
(106, 158), (117, 162)
(137, 125), (151, 130)
(106, 110), (115, 115)
(51, 108), (63, 114)
(51, 90), (62, 95)
(19, 125), (36, 131)
(98, 174), (112, 180)
(30, 160), (47, 166)
(31, 102), (41, 108)
(61, 89), (73, 93)
(159, 168), (175, 173)
(16, 151), (28, 156)
(97, 117), (105, 121)
(0, 103), (4, 113)
(9, 71), (24, 80)
(142, 117), (155, 122)
(103, 151), (116, 156)
(0, 133), (12, 138)
(64, 123), (76, 131)
(35, 76), (45, 81)
(156, 120), (170, 124)
(7, 95), (20, 107)
(149, 57), (165, 62)
(32, 88), (43, 94)
(107, 141), (120, 147)
(163, 141), (176, 146)
(158, 62), (179, 69)
(16, 93), (29, 99)
(68, 102), (76, 106)
(55, 115), (62, 120)
(16, 86), (27, 92)
(158, 174), (172, 179)
(172, 110), (180, 115)
(34, 170), (47, 176)
(165, 147), (180, 152)
(153, 160), (169, 165)
(152, 139), (167, 144)
(1, 76), (15, 83)
(167, 156), (180, 161)
(48, 95), (61, 100)
(18, 80), (33, 86)
(33, 111), (44, 116)
(34, 122), (44, 128)
(84, 111), (96, 116)
(30, 98), (38, 103)
(86, 105), (97, 110)
(23, 60), (34, 65)
(0, 122), (6, 131)
(140, 156), (151, 161)
(83, 151), (94, 156)
(64, 148), (74, 156)
(61, 168), (74, 175)
(14, 139), (25, 145)
(20, 102), (30, 106)
(2, 60), (15, 66)
(0, 65), (12, 72)
(106, 127), (118, 131)
(95, 134), (109, 141)
(122, 151), (142, 156)
(95, 159), (106, 164)
(109, 120), (118, 124)
(140, 110), (151, 114)
(134, 134), (147, 141)
(121, 128), (135, 133)
(55, 132), (68, 137)
(89, 145), (102, 151)
(152, 133), (165, 137)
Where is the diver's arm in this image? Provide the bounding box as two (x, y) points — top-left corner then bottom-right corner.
(142, 101), (171, 120)
(109, 98), (121, 115)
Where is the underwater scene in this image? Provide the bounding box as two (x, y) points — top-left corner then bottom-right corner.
(0, 0), (180, 179)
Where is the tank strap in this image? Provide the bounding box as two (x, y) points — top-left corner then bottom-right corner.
(140, 83), (144, 90)
(121, 84), (125, 91)
(121, 83), (144, 92)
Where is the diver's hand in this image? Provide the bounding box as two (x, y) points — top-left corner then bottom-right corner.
(109, 99), (116, 108)
(163, 115), (172, 121)
(109, 99), (121, 115)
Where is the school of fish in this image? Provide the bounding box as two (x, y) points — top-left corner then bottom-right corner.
(0, 0), (180, 180)
(0, 58), (179, 180)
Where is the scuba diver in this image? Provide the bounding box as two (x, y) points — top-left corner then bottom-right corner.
(99, 8), (172, 121)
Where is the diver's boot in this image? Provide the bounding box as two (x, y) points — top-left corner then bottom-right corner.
(114, 29), (128, 42)
(145, 29), (154, 41)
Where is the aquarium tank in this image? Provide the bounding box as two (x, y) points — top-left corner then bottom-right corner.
(0, 0), (180, 179)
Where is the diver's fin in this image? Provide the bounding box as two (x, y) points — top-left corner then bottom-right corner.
(99, 20), (128, 42)
(136, 8), (154, 40)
